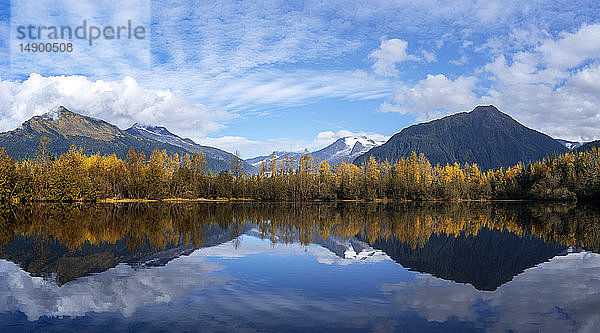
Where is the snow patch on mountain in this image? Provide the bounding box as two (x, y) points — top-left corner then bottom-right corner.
(555, 139), (584, 151)
(312, 135), (386, 165)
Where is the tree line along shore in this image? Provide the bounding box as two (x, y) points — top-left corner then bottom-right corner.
(0, 138), (599, 202)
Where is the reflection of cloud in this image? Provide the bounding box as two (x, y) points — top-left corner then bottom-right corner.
(0, 253), (229, 321)
(181, 284), (394, 332)
(8, 234), (599, 332)
(383, 252), (600, 332)
(0, 234), (391, 322)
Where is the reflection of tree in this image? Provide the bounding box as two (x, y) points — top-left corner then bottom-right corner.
(1, 202), (600, 253)
(1, 202), (600, 283)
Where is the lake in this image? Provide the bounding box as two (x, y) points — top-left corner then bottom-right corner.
(1, 202), (599, 332)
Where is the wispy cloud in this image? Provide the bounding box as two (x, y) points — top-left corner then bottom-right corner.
(184, 69), (393, 112)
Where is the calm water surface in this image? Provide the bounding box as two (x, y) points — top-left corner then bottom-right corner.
(1, 202), (599, 332)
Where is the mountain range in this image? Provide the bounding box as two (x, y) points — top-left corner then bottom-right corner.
(0, 105), (594, 172)
(246, 135), (385, 168)
(0, 106), (186, 159)
(353, 105), (568, 170)
(0, 106), (254, 173)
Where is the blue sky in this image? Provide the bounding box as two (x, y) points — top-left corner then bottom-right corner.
(1, 0), (600, 157)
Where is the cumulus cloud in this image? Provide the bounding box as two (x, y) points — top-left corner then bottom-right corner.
(0, 74), (234, 138)
(382, 23), (600, 141)
(481, 23), (600, 140)
(369, 39), (420, 76)
(538, 24), (600, 71)
(381, 74), (480, 120)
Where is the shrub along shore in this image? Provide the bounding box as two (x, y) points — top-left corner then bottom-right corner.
(0, 138), (599, 202)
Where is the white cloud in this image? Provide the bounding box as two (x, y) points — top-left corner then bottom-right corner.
(369, 39), (420, 76)
(381, 74), (480, 121)
(0, 74), (234, 137)
(200, 136), (274, 158)
(187, 69), (392, 112)
(421, 50), (437, 63)
(538, 24), (600, 71)
(481, 23), (600, 140)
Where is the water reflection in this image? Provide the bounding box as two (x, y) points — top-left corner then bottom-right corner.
(0, 253), (229, 320)
(0, 202), (599, 332)
(384, 251), (600, 332)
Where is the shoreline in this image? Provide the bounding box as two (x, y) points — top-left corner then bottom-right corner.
(3, 197), (575, 204)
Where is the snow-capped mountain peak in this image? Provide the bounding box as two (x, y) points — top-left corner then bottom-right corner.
(245, 135), (387, 167)
(312, 135), (386, 165)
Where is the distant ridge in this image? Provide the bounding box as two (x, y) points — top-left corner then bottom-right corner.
(556, 139), (583, 151)
(353, 105), (568, 170)
(577, 140), (600, 152)
(126, 124), (257, 174)
(245, 135), (385, 167)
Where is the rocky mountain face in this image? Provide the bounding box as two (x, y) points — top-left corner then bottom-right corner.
(353, 105), (568, 170)
(311, 136), (385, 165)
(0, 106), (188, 160)
(556, 139), (584, 150)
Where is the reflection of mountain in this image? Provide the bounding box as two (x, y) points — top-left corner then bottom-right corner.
(0, 223), (251, 285)
(1, 235), (156, 285)
(368, 228), (566, 291)
(383, 251), (600, 332)
(2, 201), (598, 288)
(246, 228), (391, 263)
